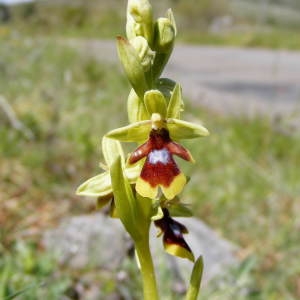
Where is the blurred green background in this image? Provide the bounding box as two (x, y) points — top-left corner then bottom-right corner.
(1, 0), (300, 299)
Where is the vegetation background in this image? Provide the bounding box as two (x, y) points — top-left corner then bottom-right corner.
(1, 0), (299, 299)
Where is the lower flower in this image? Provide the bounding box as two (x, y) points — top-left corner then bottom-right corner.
(154, 208), (194, 261)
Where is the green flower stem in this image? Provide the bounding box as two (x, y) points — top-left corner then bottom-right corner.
(135, 238), (159, 300)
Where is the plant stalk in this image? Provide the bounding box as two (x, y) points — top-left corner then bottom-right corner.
(135, 238), (159, 300)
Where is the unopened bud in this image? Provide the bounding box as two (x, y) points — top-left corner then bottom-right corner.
(130, 36), (154, 71)
(128, 0), (152, 23)
(154, 17), (175, 53)
(126, 0), (153, 45)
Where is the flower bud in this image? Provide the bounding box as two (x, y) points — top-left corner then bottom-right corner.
(154, 17), (175, 53)
(130, 36), (154, 72)
(117, 36), (149, 99)
(128, 0), (152, 23)
(126, 0), (153, 45)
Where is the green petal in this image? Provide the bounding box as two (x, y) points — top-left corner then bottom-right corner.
(117, 36), (149, 99)
(76, 172), (112, 197)
(102, 136), (125, 168)
(167, 118), (209, 140)
(167, 83), (184, 119)
(127, 89), (150, 123)
(144, 89), (167, 117)
(185, 256), (204, 300)
(106, 120), (151, 142)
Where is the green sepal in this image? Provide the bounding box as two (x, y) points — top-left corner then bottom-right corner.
(76, 172), (112, 197)
(168, 203), (193, 217)
(102, 136), (125, 168)
(111, 157), (152, 241)
(106, 120), (151, 142)
(117, 36), (149, 99)
(167, 118), (210, 140)
(144, 90), (167, 117)
(167, 83), (184, 119)
(185, 256), (204, 300)
(127, 88), (150, 123)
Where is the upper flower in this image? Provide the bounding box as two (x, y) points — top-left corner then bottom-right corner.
(106, 106), (209, 200)
(129, 126), (193, 199)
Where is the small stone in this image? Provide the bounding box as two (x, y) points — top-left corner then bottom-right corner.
(42, 213), (128, 270)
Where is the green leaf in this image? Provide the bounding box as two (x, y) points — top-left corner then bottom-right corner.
(102, 136), (125, 167)
(167, 118), (209, 140)
(4, 284), (37, 300)
(111, 157), (139, 238)
(0, 257), (10, 300)
(111, 158), (151, 241)
(106, 120), (151, 142)
(144, 90), (167, 117)
(117, 36), (149, 99)
(167, 83), (184, 119)
(168, 203), (193, 217)
(127, 89), (150, 123)
(185, 256), (204, 300)
(76, 172), (112, 197)
(135, 193), (153, 227)
(155, 77), (176, 99)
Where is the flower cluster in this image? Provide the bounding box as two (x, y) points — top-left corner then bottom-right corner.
(77, 0), (209, 264)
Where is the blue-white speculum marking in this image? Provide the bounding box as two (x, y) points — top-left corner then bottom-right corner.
(148, 148), (170, 165)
